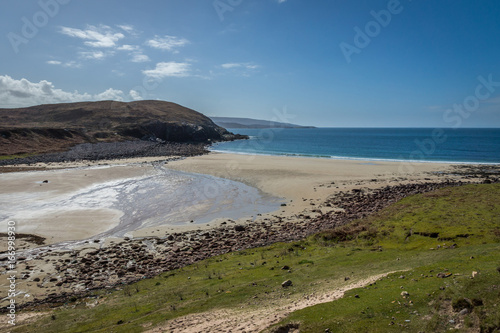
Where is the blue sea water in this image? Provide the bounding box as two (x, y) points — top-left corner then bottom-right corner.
(212, 128), (500, 164)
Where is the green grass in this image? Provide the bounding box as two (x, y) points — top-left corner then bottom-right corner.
(11, 184), (500, 333)
(0, 153), (35, 160)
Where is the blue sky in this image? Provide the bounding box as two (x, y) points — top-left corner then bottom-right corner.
(1, 0), (500, 127)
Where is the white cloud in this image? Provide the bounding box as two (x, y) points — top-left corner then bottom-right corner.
(59, 24), (125, 48)
(79, 50), (112, 60)
(46, 60), (81, 68)
(145, 35), (189, 52)
(220, 62), (260, 77)
(117, 24), (136, 34)
(129, 89), (143, 101)
(221, 62), (260, 70)
(131, 53), (150, 63)
(221, 63), (241, 69)
(94, 88), (125, 101)
(116, 44), (150, 62)
(117, 44), (139, 51)
(111, 70), (125, 77)
(0, 75), (126, 108)
(142, 62), (191, 78)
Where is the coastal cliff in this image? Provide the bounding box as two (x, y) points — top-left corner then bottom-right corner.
(0, 100), (247, 156)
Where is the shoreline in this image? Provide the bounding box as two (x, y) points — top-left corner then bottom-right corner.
(209, 149), (500, 165)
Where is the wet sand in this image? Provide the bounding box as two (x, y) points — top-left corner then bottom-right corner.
(165, 153), (456, 218)
(0, 161), (280, 246)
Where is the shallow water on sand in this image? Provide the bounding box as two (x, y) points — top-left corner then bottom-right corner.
(0, 163), (282, 244)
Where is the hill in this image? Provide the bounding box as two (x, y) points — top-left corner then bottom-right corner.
(0, 100), (246, 155)
(210, 116), (315, 129)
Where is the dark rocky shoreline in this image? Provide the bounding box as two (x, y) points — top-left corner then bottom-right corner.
(0, 140), (208, 166)
(5, 179), (491, 312)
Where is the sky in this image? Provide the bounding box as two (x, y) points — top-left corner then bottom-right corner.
(1, 0), (500, 128)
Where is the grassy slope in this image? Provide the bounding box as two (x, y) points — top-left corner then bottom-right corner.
(10, 184), (500, 333)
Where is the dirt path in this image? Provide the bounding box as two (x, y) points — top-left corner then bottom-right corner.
(147, 272), (394, 333)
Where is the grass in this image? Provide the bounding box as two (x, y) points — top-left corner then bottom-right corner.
(0, 153), (36, 160)
(10, 183), (500, 333)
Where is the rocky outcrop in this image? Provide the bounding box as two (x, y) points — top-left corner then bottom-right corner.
(0, 100), (248, 155)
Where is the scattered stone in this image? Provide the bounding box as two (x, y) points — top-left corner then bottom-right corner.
(282, 280), (293, 288)
(437, 272), (452, 278)
(459, 308), (470, 316)
(401, 291), (410, 298)
(234, 225), (246, 232)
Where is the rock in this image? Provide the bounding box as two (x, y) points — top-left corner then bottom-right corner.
(354, 294), (360, 298)
(281, 265), (290, 270)
(472, 271), (479, 278)
(42, 180), (49, 183)
(234, 225), (246, 232)
(401, 291), (410, 298)
(282, 280), (293, 288)
(437, 272), (452, 278)
(459, 308), (469, 316)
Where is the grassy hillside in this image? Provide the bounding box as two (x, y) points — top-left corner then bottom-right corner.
(0, 100), (242, 155)
(9, 183), (500, 333)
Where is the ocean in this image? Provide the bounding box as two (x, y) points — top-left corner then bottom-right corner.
(212, 128), (500, 164)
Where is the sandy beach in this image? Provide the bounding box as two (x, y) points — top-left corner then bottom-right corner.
(0, 153), (456, 244)
(165, 153), (455, 218)
(0, 153), (474, 308)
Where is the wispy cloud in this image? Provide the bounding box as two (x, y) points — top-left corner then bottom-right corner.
(221, 62), (259, 70)
(220, 62), (260, 76)
(79, 50), (112, 60)
(145, 35), (189, 53)
(116, 44), (150, 62)
(59, 24), (125, 48)
(46, 60), (81, 68)
(142, 62), (191, 78)
(131, 53), (150, 63)
(117, 24), (137, 35)
(117, 44), (139, 51)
